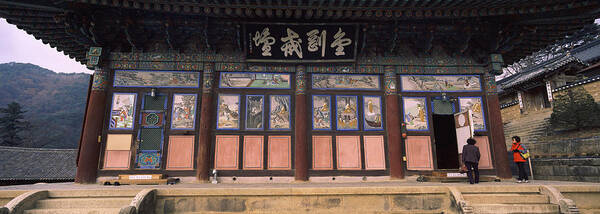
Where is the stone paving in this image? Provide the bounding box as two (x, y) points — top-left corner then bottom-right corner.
(1, 176), (598, 191)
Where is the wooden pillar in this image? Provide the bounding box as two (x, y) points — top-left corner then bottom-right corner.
(484, 73), (512, 179)
(196, 63), (215, 181)
(75, 67), (108, 184)
(294, 65), (308, 181)
(384, 67), (404, 179)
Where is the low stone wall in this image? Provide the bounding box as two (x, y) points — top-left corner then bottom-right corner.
(554, 78), (600, 102)
(531, 157), (600, 182)
(529, 136), (600, 158)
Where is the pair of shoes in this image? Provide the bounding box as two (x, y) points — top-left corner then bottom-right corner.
(516, 180), (523, 183)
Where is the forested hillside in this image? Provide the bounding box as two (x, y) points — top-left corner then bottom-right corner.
(0, 62), (89, 148)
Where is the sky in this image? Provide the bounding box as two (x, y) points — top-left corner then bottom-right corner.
(0, 18), (92, 74)
(0, 18), (598, 74)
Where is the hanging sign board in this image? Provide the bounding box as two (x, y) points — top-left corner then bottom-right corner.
(546, 80), (553, 102)
(245, 23), (358, 62)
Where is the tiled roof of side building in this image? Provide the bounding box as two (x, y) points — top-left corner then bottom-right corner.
(498, 39), (600, 92)
(0, 146), (77, 181)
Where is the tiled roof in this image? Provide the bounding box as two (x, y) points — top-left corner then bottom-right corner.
(573, 41), (600, 63)
(0, 1), (598, 65)
(498, 39), (600, 92)
(0, 146), (76, 181)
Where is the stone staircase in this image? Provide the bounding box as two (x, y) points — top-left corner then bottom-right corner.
(458, 185), (560, 214)
(21, 189), (138, 214)
(2, 184), (595, 214)
(503, 108), (553, 147)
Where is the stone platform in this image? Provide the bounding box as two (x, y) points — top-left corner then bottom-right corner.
(1, 178), (599, 214)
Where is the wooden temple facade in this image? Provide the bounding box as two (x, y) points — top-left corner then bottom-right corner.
(1, 0), (598, 183)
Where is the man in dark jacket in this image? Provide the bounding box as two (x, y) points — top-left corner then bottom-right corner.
(462, 138), (481, 184)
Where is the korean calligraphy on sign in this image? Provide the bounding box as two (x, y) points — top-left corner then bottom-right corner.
(246, 24), (357, 62)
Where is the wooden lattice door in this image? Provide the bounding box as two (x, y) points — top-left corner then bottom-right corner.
(135, 94), (167, 169)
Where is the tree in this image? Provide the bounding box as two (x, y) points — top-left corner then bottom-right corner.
(0, 102), (30, 147)
(550, 87), (600, 131)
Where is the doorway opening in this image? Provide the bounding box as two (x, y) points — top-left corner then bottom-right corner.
(433, 114), (459, 169)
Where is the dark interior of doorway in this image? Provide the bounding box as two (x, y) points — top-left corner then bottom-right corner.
(433, 114), (459, 169)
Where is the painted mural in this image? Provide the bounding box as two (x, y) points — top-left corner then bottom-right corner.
(312, 95), (331, 130)
(269, 95), (291, 130)
(364, 96), (383, 130)
(171, 94), (197, 130)
(220, 72), (291, 89)
(336, 96), (358, 130)
(312, 74), (380, 90)
(110, 93), (136, 129)
(403, 97), (429, 131)
(459, 97), (486, 131)
(400, 75), (481, 92)
(217, 94), (240, 130)
(246, 95), (264, 130)
(113, 70), (200, 87)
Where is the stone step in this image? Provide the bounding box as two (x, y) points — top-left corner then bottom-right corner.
(23, 208), (122, 214)
(47, 189), (139, 198)
(578, 208), (600, 214)
(463, 193), (549, 204)
(35, 197), (132, 209)
(505, 122), (549, 129)
(471, 204), (559, 214)
(179, 211), (447, 214)
(0, 190), (27, 206)
(508, 121), (548, 127)
(0, 190), (27, 198)
(457, 185), (540, 193)
(421, 175), (497, 183)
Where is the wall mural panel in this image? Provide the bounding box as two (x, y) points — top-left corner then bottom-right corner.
(113, 70), (200, 88)
(171, 94), (197, 130)
(219, 72), (291, 89)
(336, 95), (359, 131)
(312, 95), (331, 130)
(312, 74), (380, 90)
(363, 96), (383, 130)
(400, 75), (481, 92)
(217, 94), (240, 130)
(459, 97), (486, 131)
(245, 95), (264, 130)
(403, 97), (429, 131)
(109, 93), (136, 130)
(269, 95), (291, 130)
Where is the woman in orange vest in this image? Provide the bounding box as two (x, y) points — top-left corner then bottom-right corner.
(511, 136), (529, 183)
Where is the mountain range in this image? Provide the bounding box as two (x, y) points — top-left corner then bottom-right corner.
(0, 62), (89, 149)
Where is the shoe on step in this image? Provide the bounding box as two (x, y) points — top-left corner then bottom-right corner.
(516, 180), (522, 183)
(524, 180), (529, 183)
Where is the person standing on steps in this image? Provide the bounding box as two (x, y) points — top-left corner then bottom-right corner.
(511, 136), (529, 183)
(462, 138), (480, 184)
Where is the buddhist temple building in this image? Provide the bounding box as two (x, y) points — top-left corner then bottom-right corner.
(1, 0), (598, 184)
